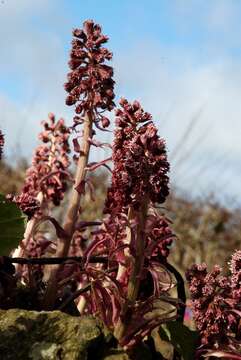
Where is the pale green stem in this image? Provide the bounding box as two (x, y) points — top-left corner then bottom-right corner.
(114, 199), (148, 341)
(43, 112), (93, 309)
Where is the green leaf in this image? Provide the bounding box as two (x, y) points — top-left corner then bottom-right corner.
(0, 194), (27, 255)
(159, 321), (198, 360)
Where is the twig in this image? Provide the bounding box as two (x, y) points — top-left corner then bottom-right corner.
(10, 256), (108, 265)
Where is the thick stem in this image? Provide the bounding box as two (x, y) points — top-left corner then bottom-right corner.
(116, 207), (133, 281)
(114, 199), (148, 341)
(62, 112), (93, 249)
(126, 201), (148, 302)
(43, 111), (93, 309)
(12, 191), (44, 268)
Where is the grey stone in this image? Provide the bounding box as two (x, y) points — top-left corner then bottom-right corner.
(0, 309), (105, 360)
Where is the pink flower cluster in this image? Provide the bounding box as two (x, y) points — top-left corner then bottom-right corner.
(186, 250), (241, 355)
(22, 113), (71, 207)
(145, 210), (174, 259)
(64, 20), (115, 129)
(104, 98), (169, 214)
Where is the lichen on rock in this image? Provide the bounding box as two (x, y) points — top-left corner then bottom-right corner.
(0, 309), (105, 360)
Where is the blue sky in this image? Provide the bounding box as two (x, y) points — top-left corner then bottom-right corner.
(1, 0), (241, 205)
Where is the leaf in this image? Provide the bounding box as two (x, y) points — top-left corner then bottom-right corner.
(159, 321), (198, 360)
(0, 194), (27, 255)
(158, 325), (170, 343)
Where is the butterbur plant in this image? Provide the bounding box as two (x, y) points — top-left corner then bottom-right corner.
(43, 19), (115, 308)
(0, 18), (240, 360)
(78, 98), (178, 348)
(186, 251), (241, 359)
(11, 113), (71, 261)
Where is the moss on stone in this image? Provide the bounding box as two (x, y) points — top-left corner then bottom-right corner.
(0, 309), (157, 359)
(0, 309), (105, 360)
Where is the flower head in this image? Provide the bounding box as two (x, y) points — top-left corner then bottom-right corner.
(22, 113), (71, 206)
(187, 250), (241, 355)
(186, 263), (231, 346)
(105, 98), (169, 214)
(64, 20), (115, 128)
(229, 250), (241, 304)
(145, 210), (174, 259)
(229, 249), (241, 275)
